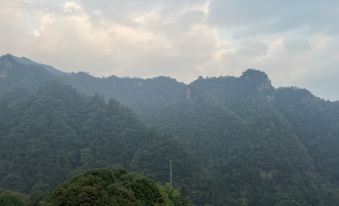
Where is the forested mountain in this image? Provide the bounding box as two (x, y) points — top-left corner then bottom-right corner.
(2, 54), (339, 205)
(274, 88), (339, 186)
(0, 54), (62, 97)
(0, 81), (209, 204)
(138, 71), (339, 205)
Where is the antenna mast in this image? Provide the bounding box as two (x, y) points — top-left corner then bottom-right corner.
(170, 159), (173, 188)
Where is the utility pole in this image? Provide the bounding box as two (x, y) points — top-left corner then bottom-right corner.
(170, 159), (173, 188)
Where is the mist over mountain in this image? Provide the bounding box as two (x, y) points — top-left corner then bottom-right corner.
(1, 54), (339, 205)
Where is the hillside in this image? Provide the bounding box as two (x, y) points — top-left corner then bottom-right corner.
(274, 88), (339, 185)
(0, 81), (210, 204)
(2, 54), (339, 205)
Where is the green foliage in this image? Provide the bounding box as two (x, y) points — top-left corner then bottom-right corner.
(137, 72), (337, 205)
(161, 184), (191, 206)
(2, 55), (339, 205)
(42, 169), (190, 206)
(0, 190), (26, 206)
(274, 87), (339, 185)
(0, 82), (201, 204)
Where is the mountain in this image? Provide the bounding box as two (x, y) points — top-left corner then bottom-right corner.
(140, 71), (339, 205)
(0, 54), (60, 101)
(0, 81), (210, 205)
(274, 87), (339, 185)
(2, 54), (339, 205)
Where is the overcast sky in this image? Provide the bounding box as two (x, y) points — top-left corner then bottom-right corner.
(1, 0), (339, 100)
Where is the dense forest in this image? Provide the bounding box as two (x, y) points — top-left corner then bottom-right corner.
(0, 169), (190, 206)
(0, 82), (209, 204)
(2, 54), (339, 205)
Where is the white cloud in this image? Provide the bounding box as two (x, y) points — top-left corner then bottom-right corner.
(0, 0), (339, 99)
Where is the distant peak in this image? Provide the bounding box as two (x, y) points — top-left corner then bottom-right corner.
(241, 69), (273, 91)
(2, 53), (14, 57)
(0, 54), (66, 75)
(0, 54), (41, 70)
(0, 53), (15, 61)
(241, 69), (269, 81)
(1, 54), (37, 65)
(0, 53), (17, 68)
(150, 76), (179, 83)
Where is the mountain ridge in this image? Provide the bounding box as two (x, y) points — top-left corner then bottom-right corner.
(0, 54), (312, 100)
(2, 54), (339, 205)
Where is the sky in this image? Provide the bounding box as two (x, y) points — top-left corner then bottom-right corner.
(1, 0), (339, 100)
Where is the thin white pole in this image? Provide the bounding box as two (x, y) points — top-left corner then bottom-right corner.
(170, 159), (173, 188)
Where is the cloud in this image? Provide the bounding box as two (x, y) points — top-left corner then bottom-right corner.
(0, 0), (339, 100)
(208, 0), (339, 35)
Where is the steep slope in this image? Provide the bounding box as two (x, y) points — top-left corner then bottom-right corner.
(274, 87), (339, 186)
(64, 69), (339, 205)
(0, 54), (61, 97)
(64, 67), (339, 204)
(0, 54), (186, 121)
(145, 70), (338, 205)
(62, 73), (187, 121)
(2, 54), (339, 205)
(0, 82), (209, 204)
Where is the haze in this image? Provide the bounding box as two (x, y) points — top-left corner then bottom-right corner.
(1, 0), (338, 100)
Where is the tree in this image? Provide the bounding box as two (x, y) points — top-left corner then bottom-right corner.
(42, 169), (190, 206)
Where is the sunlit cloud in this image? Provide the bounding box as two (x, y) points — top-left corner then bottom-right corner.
(0, 0), (339, 99)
